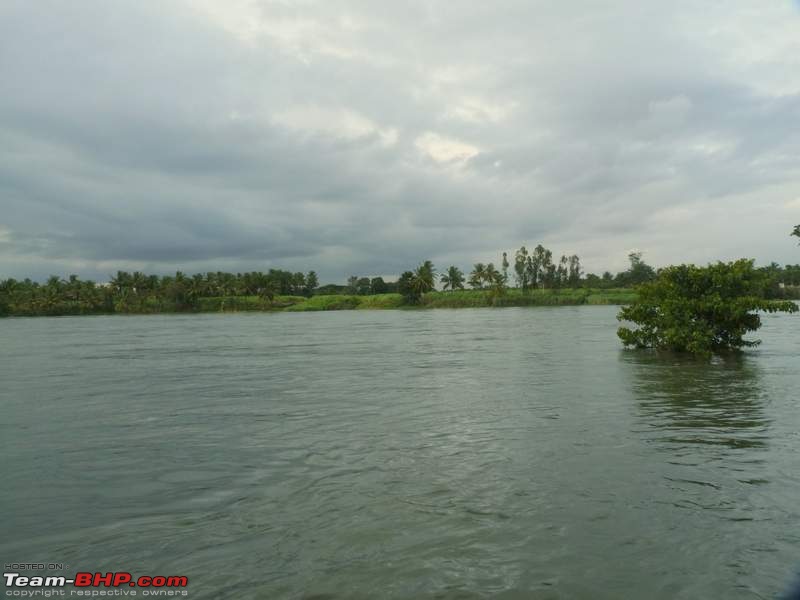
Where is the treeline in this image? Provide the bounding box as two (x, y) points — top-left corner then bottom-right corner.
(0, 269), (318, 317)
(392, 249), (654, 304)
(1, 248), (798, 317)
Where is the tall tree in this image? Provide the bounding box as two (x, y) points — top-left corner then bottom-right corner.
(531, 245), (552, 288)
(618, 251), (656, 286)
(514, 247), (530, 292)
(501, 252), (510, 284)
(556, 255), (569, 288)
(568, 255), (582, 287)
(356, 277), (371, 295)
(347, 275), (359, 294)
(440, 266), (465, 291)
(370, 277), (388, 294)
(486, 263), (506, 300)
(793, 225), (800, 243)
(305, 271), (319, 296)
(292, 272), (306, 295)
(411, 261), (436, 297)
(469, 263), (487, 289)
(397, 271), (417, 303)
(484, 263), (500, 288)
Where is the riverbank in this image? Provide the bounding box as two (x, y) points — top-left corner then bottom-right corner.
(0, 288), (638, 317)
(201, 288), (638, 312)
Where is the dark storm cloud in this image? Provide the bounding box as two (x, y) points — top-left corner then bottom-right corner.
(1, 0), (799, 283)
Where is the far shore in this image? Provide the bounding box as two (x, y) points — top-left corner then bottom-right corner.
(1, 288), (638, 318)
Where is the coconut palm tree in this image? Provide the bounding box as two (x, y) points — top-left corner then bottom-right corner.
(469, 263), (486, 289)
(484, 263), (500, 287)
(440, 266), (465, 291)
(411, 261), (436, 297)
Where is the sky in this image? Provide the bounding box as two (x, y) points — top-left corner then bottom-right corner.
(1, 0), (799, 284)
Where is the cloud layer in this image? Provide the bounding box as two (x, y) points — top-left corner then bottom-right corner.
(1, 0), (800, 282)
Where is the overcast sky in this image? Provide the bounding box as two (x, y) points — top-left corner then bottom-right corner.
(1, 1), (799, 284)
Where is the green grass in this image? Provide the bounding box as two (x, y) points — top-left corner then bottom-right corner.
(1, 288), (638, 317)
(355, 293), (405, 309)
(283, 294), (362, 311)
(423, 287), (635, 308)
(194, 288), (636, 313)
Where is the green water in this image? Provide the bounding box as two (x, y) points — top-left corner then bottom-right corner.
(1, 306), (799, 599)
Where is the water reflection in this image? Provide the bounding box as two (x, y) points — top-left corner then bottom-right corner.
(622, 351), (769, 451)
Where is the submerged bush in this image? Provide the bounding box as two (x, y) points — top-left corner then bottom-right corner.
(617, 259), (798, 356)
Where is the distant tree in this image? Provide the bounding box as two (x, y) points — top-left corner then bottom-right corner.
(440, 266), (465, 291)
(793, 225), (800, 243)
(531, 245), (552, 288)
(619, 251), (656, 286)
(514, 247), (530, 292)
(110, 271), (131, 295)
(584, 273), (601, 287)
(259, 280), (277, 302)
(568, 255), (582, 288)
(555, 255), (568, 289)
(469, 263), (487, 289)
(187, 273), (205, 304)
(484, 263), (500, 288)
(397, 271), (418, 304)
(356, 277), (371, 295)
(487, 264), (507, 301)
(315, 283), (348, 295)
(501, 252), (510, 284)
(305, 271), (319, 296)
(618, 259), (798, 356)
(419, 260), (436, 284)
(291, 272), (306, 295)
(411, 261), (436, 298)
(632, 251), (654, 277)
(370, 277), (388, 294)
(347, 275), (359, 295)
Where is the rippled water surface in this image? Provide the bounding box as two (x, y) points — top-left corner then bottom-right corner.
(2, 307), (799, 599)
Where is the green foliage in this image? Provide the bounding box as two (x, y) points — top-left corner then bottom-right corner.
(440, 266), (465, 291)
(305, 271), (319, 295)
(396, 261), (436, 304)
(514, 247), (529, 292)
(397, 271), (418, 304)
(617, 259), (798, 356)
(792, 225), (800, 244)
(422, 287), (631, 308)
(468, 263), (486, 289)
(370, 277), (388, 294)
(6, 243), (797, 319)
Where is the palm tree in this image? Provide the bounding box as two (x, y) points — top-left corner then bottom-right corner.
(484, 263), (500, 288)
(411, 261), (436, 297)
(469, 263), (486, 289)
(420, 260), (436, 281)
(128, 272), (148, 298)
(793, 224), (800, 243)
(440, 266), (464, 291)
(487, 265), (507, 301)
(110, 271), (131, 295)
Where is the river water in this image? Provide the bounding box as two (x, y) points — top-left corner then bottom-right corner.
(1, 306), (799, 599)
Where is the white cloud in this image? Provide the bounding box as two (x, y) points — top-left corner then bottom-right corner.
(415, 132), (479, 163)
(272, 106), (397, 146)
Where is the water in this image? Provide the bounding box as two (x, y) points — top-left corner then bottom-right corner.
(1, 306), (799, 599)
